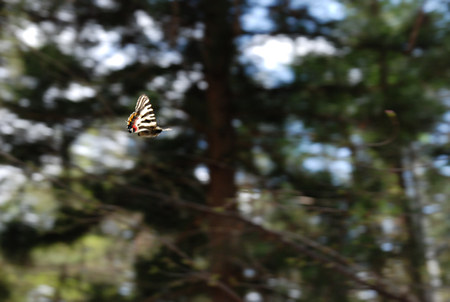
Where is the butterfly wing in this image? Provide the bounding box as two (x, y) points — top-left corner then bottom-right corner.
(134, 94), (151, 112)
(134, 95), (158, 130)
(127, 94), (165, 137)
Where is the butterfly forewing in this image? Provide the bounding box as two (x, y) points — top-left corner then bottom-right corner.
(135, 96), (157, 128)
(135, 95), (151, 111)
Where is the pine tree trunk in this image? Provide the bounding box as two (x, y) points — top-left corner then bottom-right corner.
(202, 0), (240, 301)
(395, 150), (432, 302)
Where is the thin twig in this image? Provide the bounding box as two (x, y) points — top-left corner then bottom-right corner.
(365, 109), (400, 147)
(405, 1), (427, 55)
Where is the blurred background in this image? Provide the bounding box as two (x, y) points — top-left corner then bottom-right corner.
(0, 0), (449, 301)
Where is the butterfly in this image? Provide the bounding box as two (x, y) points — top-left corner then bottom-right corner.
(127, 95), (171, 137)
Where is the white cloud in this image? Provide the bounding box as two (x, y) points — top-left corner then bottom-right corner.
(0, 165), (27, 205)
(194, 165), (210, 183)
(241, 6), (274, 32)
(135, 10), (163, 42)
(241, 35), (335, 86)
(43, 83), (96, 103)
(16, 23), (44, 47)
(103, 51), (129, 69)
(248, 36), (295, 69)
(65, 83), (96, 101)
(57, 27), (76, 54)
(294, 36), (335, 56)
(94, 0), (117, 9)
(71, 130), (136, 172)
(290, 0), (345, 20)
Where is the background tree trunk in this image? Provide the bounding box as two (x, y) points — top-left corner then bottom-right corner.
(395, 150), (432, 302)
(202, 0), (239, 301)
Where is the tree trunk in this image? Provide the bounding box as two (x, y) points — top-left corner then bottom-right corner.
(395, 148), (432, 302)
(202, 0), (240, 301)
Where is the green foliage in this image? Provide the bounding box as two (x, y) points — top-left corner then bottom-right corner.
(86, 282), (133, 302)
(0, 282), (11, 302)
(39, 205), (102, 245)
(0, 220), (40, 265)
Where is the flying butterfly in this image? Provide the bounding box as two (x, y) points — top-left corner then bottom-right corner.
(127, 94), (171, 137)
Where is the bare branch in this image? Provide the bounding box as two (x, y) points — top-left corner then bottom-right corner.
(405, 1), (427, 55)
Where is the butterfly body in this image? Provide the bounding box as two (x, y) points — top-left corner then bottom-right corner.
(127, 95), (171, 137)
